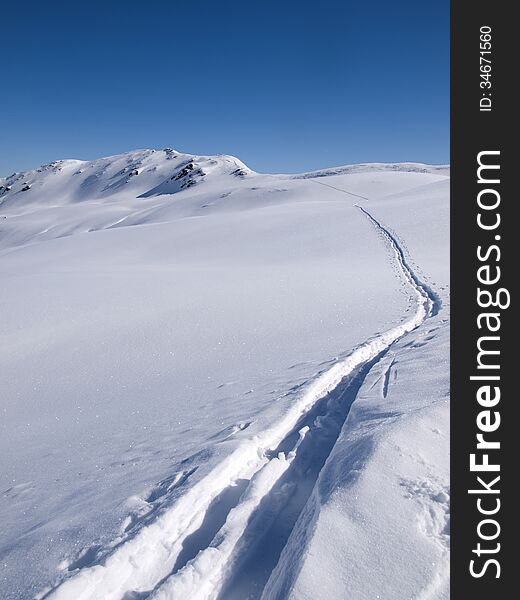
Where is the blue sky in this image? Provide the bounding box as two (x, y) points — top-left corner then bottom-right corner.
(1, 1), (449, 175)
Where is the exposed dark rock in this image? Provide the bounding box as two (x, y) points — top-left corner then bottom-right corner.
(173, 163), (195, 180)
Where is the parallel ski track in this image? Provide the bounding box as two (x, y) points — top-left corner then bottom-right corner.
(45, 195), (439, 600)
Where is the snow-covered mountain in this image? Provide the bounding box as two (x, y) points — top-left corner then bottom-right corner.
(0, 149), (253, 205)
(0, 149), (449, 600)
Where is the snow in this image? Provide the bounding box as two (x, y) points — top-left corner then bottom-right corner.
(265, 178), (450, 600)
(0, 149), (449, 599)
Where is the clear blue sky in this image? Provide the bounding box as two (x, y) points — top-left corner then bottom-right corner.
(1, 0), (449, 175)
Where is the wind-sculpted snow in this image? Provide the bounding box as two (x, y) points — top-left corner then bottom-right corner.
(0, 149), (449, 599)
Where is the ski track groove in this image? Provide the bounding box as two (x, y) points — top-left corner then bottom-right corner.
(43, 196), (439, 600)
(310, 178), (370, 201)
(382, 358), (395, 399)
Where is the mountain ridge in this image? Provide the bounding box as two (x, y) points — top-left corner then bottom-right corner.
(0, 148), (449, 207)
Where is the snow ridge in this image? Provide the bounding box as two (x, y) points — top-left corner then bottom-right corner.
(293, 162), (450, 179)
(43, 205), (438, 600)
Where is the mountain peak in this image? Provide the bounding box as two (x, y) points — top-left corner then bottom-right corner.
(0, 148), (255, 207)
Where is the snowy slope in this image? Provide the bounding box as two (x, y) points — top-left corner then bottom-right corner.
(264, 178), (450, 600)
(0, 149), (449, 599)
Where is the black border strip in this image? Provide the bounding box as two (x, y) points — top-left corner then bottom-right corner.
(451, 1), (513, 596)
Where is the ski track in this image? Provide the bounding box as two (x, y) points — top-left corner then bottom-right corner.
(43, 199), (440, 600)
(310, 178), (370, 201)
(381, 357), (395, 399)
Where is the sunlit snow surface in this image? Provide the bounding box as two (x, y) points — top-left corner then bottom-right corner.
(0, 150), (449, 599)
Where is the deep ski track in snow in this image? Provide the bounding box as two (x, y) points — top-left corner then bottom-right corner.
(43, 203), (440, 600)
